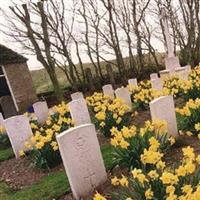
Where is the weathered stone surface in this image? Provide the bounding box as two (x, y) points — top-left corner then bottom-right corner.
(165, 56), (181, 71)
(69, 99), (91, 126)
(33, 101), (49, 124)
(151, 78), (163, 91)
(175, 66), (190, 80)
(128, 78), (137, 86)
(102, 84), (114, 99)
(150, 73), (159, 80)
(0, 96), (17, 118)
(56, 124), (107, 200)
(71, 92), (84, 101)
(150, 95), (178, 137)
(115, 87), (132, 108)
(4, 115), (33, 158)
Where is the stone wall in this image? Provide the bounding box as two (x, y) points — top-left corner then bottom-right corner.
(3, 62), (38, 113)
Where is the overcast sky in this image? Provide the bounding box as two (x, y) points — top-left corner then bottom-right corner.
(0, 0), (165, 71)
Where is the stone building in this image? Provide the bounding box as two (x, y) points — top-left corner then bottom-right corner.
(0, 44), (37, 118)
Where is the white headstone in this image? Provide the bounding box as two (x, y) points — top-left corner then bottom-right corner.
(165, 56), (181, 71)
(115, 87), (132, 108)
(4, 115), (33, 158)
(71, 92), (84, 101)
(33, 101), (49, 124)
(0, 112), (4, 127)
(150, 73), (159, 80)
(151, 78), (163, 91)
(128, 78), (138, 86)
(102, 84), (115, 99)
(56, 124), (107, 199)
(150, 96), (178, 137)
(69, 99), (91, 126)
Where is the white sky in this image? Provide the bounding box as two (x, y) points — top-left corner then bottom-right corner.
(0, 0), (165, 71)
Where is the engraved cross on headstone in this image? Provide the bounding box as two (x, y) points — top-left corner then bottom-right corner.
(75, 135), (97, 188)
(84, 168), (96, 188)
(161, 8), (174, 58)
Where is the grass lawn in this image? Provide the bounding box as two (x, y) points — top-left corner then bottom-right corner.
(0, 148), (14, 162)
(0, 144), (114, 200)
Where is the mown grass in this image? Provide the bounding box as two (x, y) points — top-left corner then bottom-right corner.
(0, 144), (114, 200)
(0, 147), (14, 162)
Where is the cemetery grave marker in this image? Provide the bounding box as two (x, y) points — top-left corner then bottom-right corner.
(161, 8), (181, 71)
(69, 99), (91, 126)
(128, 78), (137, 86)
(115, 87), (132, 108)
(150, 95), (178, 137)
(33, 101), (49, 124)
(102, 84), (115, 99)
(150, 73), (159, 80)
(56, 124), (107, 199)
(4, 115), (33, 158)
(151, 78), (163, 91)
(71, 92), (84, 101)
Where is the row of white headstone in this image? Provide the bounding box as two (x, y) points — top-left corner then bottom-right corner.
(0, 86), (179, 199)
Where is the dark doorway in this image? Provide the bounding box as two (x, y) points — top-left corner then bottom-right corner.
(0, 66), (13, 117)
(0, 66), (11, 97)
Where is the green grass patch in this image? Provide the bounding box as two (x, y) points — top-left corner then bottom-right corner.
(0, 144), (114, 200)
(0, 148), (14, 162)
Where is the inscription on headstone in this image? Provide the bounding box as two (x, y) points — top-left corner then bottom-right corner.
(56, 124), (107, 199)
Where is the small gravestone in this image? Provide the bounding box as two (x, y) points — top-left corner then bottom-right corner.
(71, 92), (84, 101)
(102, 84), (115, 99)
(128, 78), (137, 86)
(0, 96), (17, 118)
(159, 69), (170, 80)
(150, 73), (159, 80)
(151, 78), (163, 91)
(33, 101), (49, 124)
(69, 99), (91, 126)
(56, 124), (107, 200)
(150, 95), (178, 137)
(4, 115), (33, 158)
(115, 87), (132, 108)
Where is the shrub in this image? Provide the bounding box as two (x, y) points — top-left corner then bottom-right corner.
(110, 120), (175, 170)
(21, 102), (73, 169)
(185, 65), (200, 100)
(110, 146), (200, 200)
(176, 98), (200, 137)
(86, 93), (133, 138)
(163, 76), (192, 98)
(128, 81), (162, 110)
